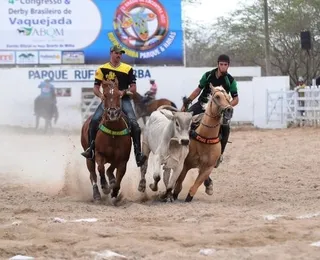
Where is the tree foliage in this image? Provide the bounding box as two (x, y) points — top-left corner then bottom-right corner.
(185, 0), (320, 87)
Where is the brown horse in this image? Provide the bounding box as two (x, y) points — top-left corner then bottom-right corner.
(132, 91), (177, 124)
(81, 79), (132, 203)
(173, 84), (234, 202)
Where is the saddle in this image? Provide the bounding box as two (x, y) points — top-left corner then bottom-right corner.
(142, 96), (155, 106)
(190, 113), (204, 130)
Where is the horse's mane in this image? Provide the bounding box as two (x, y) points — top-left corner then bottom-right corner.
(202, 94), (213, 111)
(134, 91), (143, 99)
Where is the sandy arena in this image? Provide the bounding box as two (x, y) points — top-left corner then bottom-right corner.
(0, 126), (319, 260)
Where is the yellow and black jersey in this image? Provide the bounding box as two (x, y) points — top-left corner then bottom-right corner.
(94, 62), (136, 90)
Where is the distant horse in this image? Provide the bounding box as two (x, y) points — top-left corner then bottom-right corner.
(173, 84), (234, 202)
(34, 96), (58, 133)
(132, 91), (177, 124)
(80, 78), (132, 203)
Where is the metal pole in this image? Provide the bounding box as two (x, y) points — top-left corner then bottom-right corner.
(306, 49), (310, 86)
(264, 0), (271, 76)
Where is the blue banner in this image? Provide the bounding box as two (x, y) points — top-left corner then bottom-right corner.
(0, 0), (184, 65)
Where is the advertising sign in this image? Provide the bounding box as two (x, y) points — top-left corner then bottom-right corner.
(62, 51), (85, 64)
(16, 51), (38, 64)
(0, 0), (184, 65)
(39, 51), (61, 64)
(0, 51), (15, 64)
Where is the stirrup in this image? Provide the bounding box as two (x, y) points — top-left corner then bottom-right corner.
(81, 147), (95, 160)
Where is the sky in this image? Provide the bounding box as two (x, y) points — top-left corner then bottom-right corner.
(184, 0), (256, 25)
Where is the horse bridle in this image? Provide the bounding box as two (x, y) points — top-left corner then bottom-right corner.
(102, 83), (122, 121)
(201, 88), (233, 129)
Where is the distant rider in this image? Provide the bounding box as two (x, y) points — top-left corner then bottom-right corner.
(34, 78), (58, 117)
(142, 79), (157, 104)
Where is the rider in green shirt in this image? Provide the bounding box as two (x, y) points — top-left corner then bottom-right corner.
(182, 54), (239, 187)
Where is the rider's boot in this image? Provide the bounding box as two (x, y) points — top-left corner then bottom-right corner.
(131, 123), (147, 167)
(81, 140), (95, 160)
(204, 125), (231, 189)
(81, 123), (98, 160)
(214, 124), (230, 168)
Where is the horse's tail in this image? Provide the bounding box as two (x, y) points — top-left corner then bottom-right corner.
(157, 105), (179, 112)
(170, 101), (177, 108)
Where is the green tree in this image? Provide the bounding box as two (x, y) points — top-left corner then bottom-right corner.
(186, 0), (320, 87)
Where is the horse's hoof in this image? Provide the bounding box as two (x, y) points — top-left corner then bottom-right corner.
(111, 193), (123, 206)
(205, 186), (214, 196)
(166, 193), (174, 203)
(159, 192), (174, 202)
(111, 197), (117, 206)
(93, 193), (101, 201)
(172, 193), (178, 200)
(93, 185), (101, 201)
(149, 183), (158, 192)
(102, 186), (110, 195)
(138, 179), (146, 192)
(159, 193), (168, 202)
(109, 180), (116, 189)
(185, 193), (193, 202)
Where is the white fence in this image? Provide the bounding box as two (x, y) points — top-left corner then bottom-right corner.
(267, 86), (320, 127)
(6, 66), (318, 129)
(0, 66), (265, 130)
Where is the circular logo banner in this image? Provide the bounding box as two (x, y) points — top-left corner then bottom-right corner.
(110, 0), (171, 58)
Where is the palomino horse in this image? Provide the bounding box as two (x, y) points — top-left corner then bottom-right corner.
(81, 79), (132, 203)
(132, 91), (177, 124)
(173, 84), (234, 202)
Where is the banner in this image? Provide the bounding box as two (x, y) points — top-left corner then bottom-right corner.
(27, 67), (152, 81)
(0, 0), (184, 65)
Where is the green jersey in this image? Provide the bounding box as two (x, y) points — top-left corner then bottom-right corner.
(198, 68), (238, 103)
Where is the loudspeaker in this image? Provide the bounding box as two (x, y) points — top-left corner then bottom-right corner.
(300, 31), (311, 50)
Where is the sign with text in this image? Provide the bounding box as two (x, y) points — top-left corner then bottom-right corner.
(27, 68), (152, 81)
(1, 0), (184, 65)
(39, 50), (61, 64)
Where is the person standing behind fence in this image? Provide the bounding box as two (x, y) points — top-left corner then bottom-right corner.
(296, 76), (306, 116)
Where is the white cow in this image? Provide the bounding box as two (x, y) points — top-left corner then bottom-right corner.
(138, 105), (193, 202)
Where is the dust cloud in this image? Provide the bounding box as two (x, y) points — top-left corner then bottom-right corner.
(1, 126), (320, 259)
(0, 125), (196, 201)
